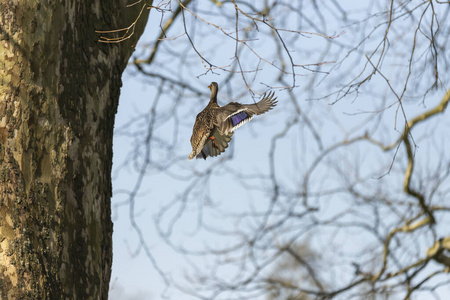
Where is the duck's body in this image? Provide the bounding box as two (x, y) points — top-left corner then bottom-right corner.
(188, 82), (277, 160)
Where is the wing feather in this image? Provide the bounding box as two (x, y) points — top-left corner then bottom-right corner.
(195, 127), (233, 159)
(215, 92), (277, 135)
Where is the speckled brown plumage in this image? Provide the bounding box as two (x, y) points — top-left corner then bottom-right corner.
(188, 82), (277, 160)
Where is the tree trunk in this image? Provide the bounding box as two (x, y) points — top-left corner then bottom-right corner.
(0, 1), (149, 298)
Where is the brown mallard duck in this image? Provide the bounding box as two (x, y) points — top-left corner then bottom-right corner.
(188, 82), (277, 160)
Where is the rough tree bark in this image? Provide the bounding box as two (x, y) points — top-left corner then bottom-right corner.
(0, 1), (149, 298)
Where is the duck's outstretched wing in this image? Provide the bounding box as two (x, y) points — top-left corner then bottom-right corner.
(215, 91), (277, 135)
(195, 127), (233, 160)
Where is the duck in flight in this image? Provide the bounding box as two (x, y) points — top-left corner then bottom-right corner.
(189, 82), (277, 160)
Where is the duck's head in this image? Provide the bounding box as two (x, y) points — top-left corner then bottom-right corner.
(208, 82), (218, 91)
(208, 82), (219, 102)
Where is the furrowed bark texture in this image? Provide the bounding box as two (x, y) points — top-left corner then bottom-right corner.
(0, 1), (149, 299)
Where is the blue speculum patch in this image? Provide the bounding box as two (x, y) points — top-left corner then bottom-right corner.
(231, 112), (248, 126)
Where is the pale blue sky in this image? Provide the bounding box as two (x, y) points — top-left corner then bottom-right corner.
(109, 1), (450, 299)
